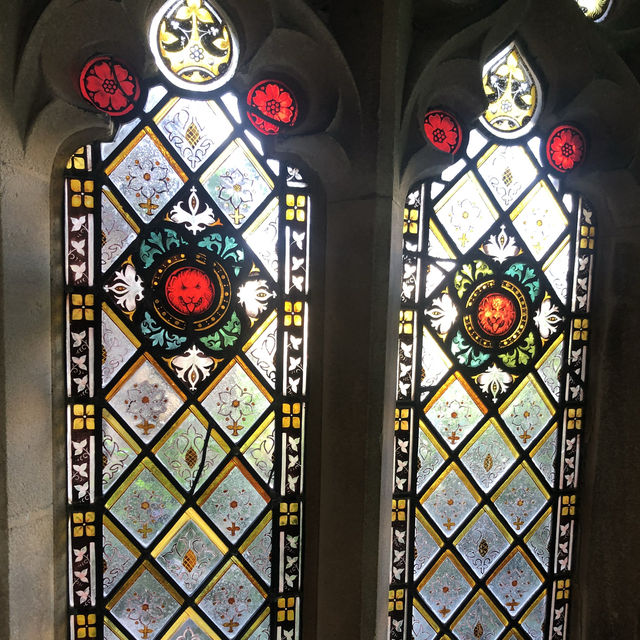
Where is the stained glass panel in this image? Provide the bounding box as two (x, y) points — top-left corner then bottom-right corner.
(65, 33), (311, 638)
(389, 45), (594, 640)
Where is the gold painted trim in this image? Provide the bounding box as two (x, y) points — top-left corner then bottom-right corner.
(240, 412), (275, 453)
(196, 457), (270, 507)
(529, 423), (557, 460)
(103, 187), (140, 234)
(151, 507), (228, 558)
(160, 607), (223, 640)
(487, 545), (545, 585)
(417, 549), (475, 594)
(103, 514), (141, 557)
(102, 303), (142, 349)
(198, 356), (274, 405)
(453, 505), (514, 547)
(418, 420), (450, 464)
(239, 511), (272, 553)
(459, 417), (520, 463)
(452, 589), (509, 629)
(102, 409), (141, 454)
(240, 607), (270, 640)
(419, 462), (482, 506)
(498, 373), (555, 418)
(412, 598), (440, 634)
(243, 198), (279, 237)
(415, 507), (445, 549)
(242, 310), (277, 353)
(434, 172), (500, 222)
(195, 556), (268, 605)
(106, 560), (184, 610)
(518, 589), (546, 627)
(492, 462), (551, 505)
(427, 219), (457, 260)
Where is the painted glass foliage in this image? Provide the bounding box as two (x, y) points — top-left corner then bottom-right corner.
(388, 46), (594, 640)
(574, 0), (613, 21)
(65, 12), (311, 638)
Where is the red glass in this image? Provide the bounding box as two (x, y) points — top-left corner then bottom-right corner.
(246, 80), (298, 135)
(423, 110), (462, 154)
(546, 125), (586, 172)
(477, 292), (517, 336)
(165, 267), (215, 316)
(79, 55), (140, 116)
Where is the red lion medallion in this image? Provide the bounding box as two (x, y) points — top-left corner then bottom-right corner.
(165, 267), (214, 316)
(477, 293), (517, 336)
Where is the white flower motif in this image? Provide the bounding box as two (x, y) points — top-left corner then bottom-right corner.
(125, 158), (169, 200)
(104, 264), (144, 312)
(237, 279), (276, 324)
(426, 293), (458, 335)
(170, 345), (215, 390)
(475, 364), (513, 400)
(169, 187), (219, 235)
(481, 224), (521, 263)
(216, 383), (255, 436)
(534, 297), (562, 339)
(217, 169), (253, 209)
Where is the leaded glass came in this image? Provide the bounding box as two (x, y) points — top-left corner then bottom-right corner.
(388, 45), (594, 640)
(65, 6), (310, 639)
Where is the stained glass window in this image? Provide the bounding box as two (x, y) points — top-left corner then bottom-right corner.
(574, 0), (613, 21)
(65, 4), (310, 640)
(388, 43), (594, 640)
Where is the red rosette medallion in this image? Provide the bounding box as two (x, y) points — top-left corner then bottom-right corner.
(79, 55), (141, 116)
(546, 125), (586, 172)
(423, 110), (462, 154)
(246, 80), (299, 135)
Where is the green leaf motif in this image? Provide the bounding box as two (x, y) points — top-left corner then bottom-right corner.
(200, 312), (242, 351)
(140, 312), (186, 350)
(140, 230), (187, 268)
(454, 260), (493, 299)
(498, 331), (536, 368)
(451, 331), (491, 368)
(505, 262), (540, 301)
(198, 234), (245, 275)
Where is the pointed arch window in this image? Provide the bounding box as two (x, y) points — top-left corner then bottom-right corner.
(388, 42), (594, 640)
(64, 3), (311, 639)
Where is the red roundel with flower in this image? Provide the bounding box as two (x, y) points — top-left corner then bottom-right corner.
(165, 267), (215, 316)
(80, 56), (140, 116)
(423, 110), (462, 154)
(247, 80), (299, 135)
(546, 125), (586, 172)
(477, 293), (517, 336)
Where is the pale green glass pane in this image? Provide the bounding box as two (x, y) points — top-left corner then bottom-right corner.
(494, 467), (548, 534)
(434, 172), (498, 255)
(532, 429), (557, 486)
(424, 264), (446, 298)
(511, 182), (568, 261)
(456, 512), (510, 578)
(420, 557), (472, 622)
(157, 98), (233, 171)
(477, 145), (537, 211)
(201, 141), (273, 229)
(526, 512), (552, 570)
(412, 606), (437, 640)
(422, 468), (479, 537)
(103, 526), (136, 596)
(108, 132), (185, 223)
(244, 316), (278, 389)
(414, 518), (440, 577)
(521, 596), (546, 640)
(453, 594), (504, 640)
(102, 311), (137, 387)
(155, 414), (226, 492)
(500, 378), (553, 450)
(103, 624), (119, 640)
(243, 523), (272, 584)
(417, 428), (446, 494)
(101, 190), (137, 272)
(156, 520), (223, 595)
(109, 468), (182, 547)
(243, 419), (275, 488)
(421, 327), (452, 389)
(425, 378), (485, 449)
(198, 563), (265, 638)
(110, 570), (181, 639)
(460, 423), (516, 492)
(108, 359), (184, 444)
(200, 465), (268, 542)
(543, 239), (570, 304)
(488, 550), (542, 617)
(165, 620), (212, 640)
(103, 418), (137, 493)
(201, 362), (271, 443)
(536, 339), (564, 401)
(243, 198), (279, 281)
(245, 616), (270, 640)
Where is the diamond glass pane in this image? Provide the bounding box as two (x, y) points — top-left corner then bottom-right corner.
(419, 555), (473, 622)
(65, 76), (311, 639)
(389, 56), (595, 639)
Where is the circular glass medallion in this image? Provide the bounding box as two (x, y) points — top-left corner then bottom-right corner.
(546, 125), (586, 173)
(423, 110), (462, 154)
(165, 266), (215, 315)
(79, 56), (140, 116)
(149, 0), (238, 92)
(477, 292), (517, 336)
(247, 80), (299, 135)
